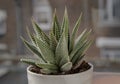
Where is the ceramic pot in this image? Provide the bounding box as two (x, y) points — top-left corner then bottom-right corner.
(27, 63), (93, 84)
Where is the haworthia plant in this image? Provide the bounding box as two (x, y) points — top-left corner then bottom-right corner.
(21, 8), (92, 74)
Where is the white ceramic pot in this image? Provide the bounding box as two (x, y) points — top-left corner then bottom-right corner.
(27, 63), (93, 84)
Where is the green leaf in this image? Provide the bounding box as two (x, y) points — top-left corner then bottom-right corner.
(20, 59), (37, 66)
(31, 18), (50, 44)
(49, 30), (57, 52)
(75, 29), (92, 45)
(69, 13), (82, 53)
(26, 27), (36, 45)
(52, 9), (61, 41)
(60, 8), (69, 48)
(21, 37), (46, 63)
(70, 29), (91, 60)
(35, 37), (55, 64)
(72, 55), (84, 70)
(71, 40), (87, 64)
(72, 39), (93, 64)
(36, 63), (58, 70)
(60, 62), (72, 72)
(55, 32), (70, 66)
(40, 68), (57, 74)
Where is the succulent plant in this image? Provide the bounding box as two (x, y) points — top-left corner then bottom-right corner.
(21, 8), (92, 74)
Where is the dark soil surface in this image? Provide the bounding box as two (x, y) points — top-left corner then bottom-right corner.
(29, 61), (91, 75)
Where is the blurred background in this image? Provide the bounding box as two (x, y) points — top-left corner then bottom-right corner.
(0, 0), (120, 84)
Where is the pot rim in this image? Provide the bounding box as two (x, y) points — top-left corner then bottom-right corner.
(27, 63), (93, 77)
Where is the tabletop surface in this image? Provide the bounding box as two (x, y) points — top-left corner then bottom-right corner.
(94, 72), (120, 84)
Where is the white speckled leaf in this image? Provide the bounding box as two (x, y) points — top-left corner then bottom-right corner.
(69, 13), (82, 53)
(55, 32), (70, 66)
(70, 29), (92, 60)
(35, 37), (55, 64)
(40, 68), (57, 74)
(60, 62), (72, 72)
(36, 63), (58, 70)
(31, 18), (50, 44)
(52, 9), (61, 41)
(21, 37), (46, 62)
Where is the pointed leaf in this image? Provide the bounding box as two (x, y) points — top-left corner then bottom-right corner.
(71, 40), (88, 63)
(20, 59), (37, 66)
(31, 18), (49, 44)
(69, 13), (82, 53)
(21, 37), (46, 63)
(35, 37), (55, 64)
(26, 27), (36, 45)
(52, 9), (61, 41)
(49, 30), (57, 52)
(72, 55), (84, 70)
(55, 32), (70, 66)
(40, 68), (57, 74)
(71, 40), (93, 64)
(75, 29), (92, 44)
(61, 8), (69, 48)
(36, 63), (58, 70)
(70, 29), (91, 60)
(60, 62), (72, 72)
